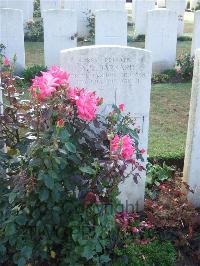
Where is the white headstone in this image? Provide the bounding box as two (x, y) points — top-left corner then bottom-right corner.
(132, 0), (136, 23)
(0, 8), (25, 72)
(60, 45), (152, 210)
(145, 9), (178, 72)
(95, 9), (127, 45)
(134, 0), (155, 36)
(191, 11), (200, 56)
(166, 0), (187, 36)
(63, 0), (125, 37)
(43, 9), (77, 67)
(157, 0), (166, 8)
(183, 49), (200, 208)
(190, 0), (200, 9)
(0, 0), (33, 23)
(40, 0), (61, 17)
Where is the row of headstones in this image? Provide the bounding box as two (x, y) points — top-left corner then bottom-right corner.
(0, 43), (200, 210)
(40, 0), (126, 37)
(133, 0), (187, 36)
(1, 7), (200, 74)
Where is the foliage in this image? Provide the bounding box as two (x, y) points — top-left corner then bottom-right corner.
(85, 10), (95, 43)
(24, 19), (44, 42)
(195, 1), (200, 10)
(162, 68), (177, 78)
(113, 240), (176, 266)
(33, 0), (41, 18)
(177, 53), (194, 81)
(22, 65), (47, 84)
(151, 73), (170, 84)
(177, 36), (192, 41)
(127, 35), (133, 43)
(0, 64), (144, 265)
(134, 34), (145, 42)
(115, 212), (155, 246)
(145, 175), (198, 241)
(146, 163), (175, 198)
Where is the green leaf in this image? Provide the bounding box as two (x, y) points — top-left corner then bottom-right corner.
(5, 223), (16, 236)
(9, 192), (17, 204)
(21, 246), (32, 259)
(39, 189), (49, 202)
(17, 257), (26, 266)
(16, 215), (27, 225)
(60, 129), (71, 142)
(79, 166), (96, 175)
(100, 254), (111, 263)
(43, 175), (54, 190)
(65, 142), (76, 153)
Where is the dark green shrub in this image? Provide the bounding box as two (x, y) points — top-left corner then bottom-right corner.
(152, 73), (170, 84)
(162, 68), (177, 78)
(195, 1), (200, 10)
(146, 162), (175, 198)
(113, 241), (176, 266)
(177, 53), (194, 80)
(134, 34), (145, 42)
(22, 65), (47, 83)
(24, 19), (44, 42)
(0, 65), (144, 265)
(177, 36), (192, 41)
(85, 10), (95, 43)
(127, 35), (133, 43)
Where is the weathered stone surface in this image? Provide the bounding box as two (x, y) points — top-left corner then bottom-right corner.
(145, 9), (178, 72)
(183, 49), (200, 208)
(95, 9), (127, 45)
(63, 0), (125, 37)
(43, 9), (77, 67)
(0, 0), (33, 23)
(166, 0), (187, 36)
(191, 11), (200, 56)
(60, 45), (152, 210)
(134, 0), (155, 35)
(40, 0), (61, 17)
(157, 0), (166, 8)
(0, 8), (25, 72)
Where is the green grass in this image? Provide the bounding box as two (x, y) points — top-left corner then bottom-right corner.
(149, 82), (191, 159)
(25, 42), (44, 66)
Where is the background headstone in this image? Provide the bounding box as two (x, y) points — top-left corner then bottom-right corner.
(190, 0), (200, 9)
(60, 45), (152, 210)
(40, 0), (61, 17)
(95, 9), (127, 45)
(43, 9), (77, 67)
(157, 0), (166, 8)
(166, 0), (187, 36)
(64, 0), (125, 37)
(145, 9), (178, 72)
(191, 11), (200, 56)
(0, 0), (33, 23)
(183, 49), (200, 208)
(134, 0), (155, 36)
(0, 8), (25, 72)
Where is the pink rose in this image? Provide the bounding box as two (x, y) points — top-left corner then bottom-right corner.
(119, 104), (125, 112)
(3, 57), (10, 66)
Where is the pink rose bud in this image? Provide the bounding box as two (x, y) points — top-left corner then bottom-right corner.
(3, 57), (10, 66)
(132, 227), (139, 234)
(119, 104), (125, 112)
(56, 119), (64, 128)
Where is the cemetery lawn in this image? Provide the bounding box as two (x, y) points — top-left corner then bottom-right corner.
(149, 82), (191, 162)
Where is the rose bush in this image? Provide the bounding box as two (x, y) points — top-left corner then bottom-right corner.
(0, 61), (145, 265)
